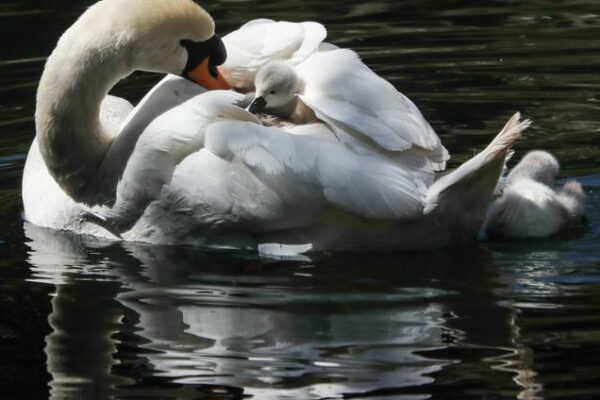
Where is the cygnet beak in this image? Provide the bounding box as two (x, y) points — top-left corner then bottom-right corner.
(248, 96), (267, 113)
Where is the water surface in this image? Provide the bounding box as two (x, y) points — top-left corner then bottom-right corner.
(1, 0), (599, 399)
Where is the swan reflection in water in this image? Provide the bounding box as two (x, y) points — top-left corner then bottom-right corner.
(24, 223), (542, 399)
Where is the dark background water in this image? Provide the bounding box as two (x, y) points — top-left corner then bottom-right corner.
(1, 0), (600, 399)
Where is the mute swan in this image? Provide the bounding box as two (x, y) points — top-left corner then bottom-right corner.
(23, 0), (530, 253)
(481, 151), (586, 239)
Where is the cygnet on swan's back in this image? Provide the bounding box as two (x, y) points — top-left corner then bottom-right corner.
(247, 61), (319, 125)
(481, 150), (586, 239)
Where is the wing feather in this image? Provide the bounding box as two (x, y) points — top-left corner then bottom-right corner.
(206, 121), (428, 219)
(297, 49), (447, 159)
(222, 19), (326, 89)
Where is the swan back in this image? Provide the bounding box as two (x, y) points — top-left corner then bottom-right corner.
(205, 121), (429, 220)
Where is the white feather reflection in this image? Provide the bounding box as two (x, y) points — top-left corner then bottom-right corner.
(24, 222), (541, 399)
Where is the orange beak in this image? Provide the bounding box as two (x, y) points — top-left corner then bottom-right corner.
(188, 58), (231, 90)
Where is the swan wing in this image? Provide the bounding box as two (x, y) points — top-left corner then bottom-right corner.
(90, 75), (206, 204)
(100, 95), (134, 134)
(205, 121), (428, 220)
(297, 49), (448, 163)
(98, 89), (252, 231)
(222, 19), (326, 89)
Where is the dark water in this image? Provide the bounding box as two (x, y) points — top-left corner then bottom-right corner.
(1, 0), (600, 399)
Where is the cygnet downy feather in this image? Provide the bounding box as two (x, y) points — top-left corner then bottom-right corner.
(481, 150), (586, 239)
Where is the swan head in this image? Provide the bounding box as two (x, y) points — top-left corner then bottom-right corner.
(76, 0), (230, 89)
(249, 61), (300, 113)
(36, 0), (234, 206)
(507, 150), (560, 187)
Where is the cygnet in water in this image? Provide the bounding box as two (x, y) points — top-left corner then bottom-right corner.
(481, 150), (586, 239)
(248, 61), (318, 124)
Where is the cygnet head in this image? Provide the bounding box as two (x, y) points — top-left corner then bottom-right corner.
(507, 150), (560, 187)
(249, 61), (301, 114)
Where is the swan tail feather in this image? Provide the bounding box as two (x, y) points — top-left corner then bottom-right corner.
(487, 112), (531, 153)
(424, 113), (530, 223)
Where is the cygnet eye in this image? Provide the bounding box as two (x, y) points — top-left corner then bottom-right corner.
(270, 90), (276, 94)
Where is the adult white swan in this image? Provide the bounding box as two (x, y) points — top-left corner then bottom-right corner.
(22, 0), (529, 253)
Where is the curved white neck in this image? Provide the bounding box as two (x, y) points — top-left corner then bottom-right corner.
(35, 27), (133, 204)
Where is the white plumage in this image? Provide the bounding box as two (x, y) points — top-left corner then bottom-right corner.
(22, 1), (533, 252)
(221, 19), (327, 90)
(205, 121), (428, 219)
(298, 50), (446, 158)
(481, 151), (586, 239)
